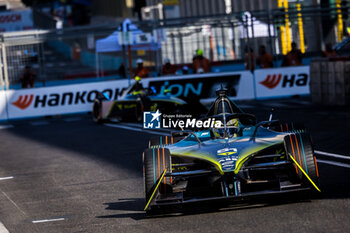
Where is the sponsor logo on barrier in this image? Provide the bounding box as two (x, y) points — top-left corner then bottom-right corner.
(0, 14), (22, 23)
(260, 74), (282, 89)
(11, 95), (34, 110)
(259, 73), (308, 89)
(149, 74), (241, 99)
(10, 88), (128, 111)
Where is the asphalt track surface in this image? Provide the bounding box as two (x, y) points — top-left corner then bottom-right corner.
(0, 98), (350, 233)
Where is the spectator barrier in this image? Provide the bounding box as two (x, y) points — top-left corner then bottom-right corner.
(0, 68), (310, 121)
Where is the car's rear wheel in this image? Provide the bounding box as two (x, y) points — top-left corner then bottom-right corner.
(143, 148), (171, 205)
(284, 132), (319, 189)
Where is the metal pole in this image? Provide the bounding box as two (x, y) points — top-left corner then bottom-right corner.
(221, 25), (227, 60)
(317, 2), (325, 50)
(297, 3), (306, 53)
(171, 33), (177, 64)
(40, 41), (46, 86)
(209, 35), (214, 61)
(0, 44), (4, 90)
(179, 31), (185, 64)
(335, 0), (344, 42)
(267, 9), (276, 63)
(245, 15), (252, 72)
(2, 43), (9, 90)
(250, 13), (256, 70)
(283, 0), (292, 52)
(230, 22), (236, 59)
(127, 24), (132, 84)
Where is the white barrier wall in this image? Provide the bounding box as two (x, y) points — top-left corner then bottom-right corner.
(144, 71), (255, 103)
(4, 71), (255, 120)
(0, 91), (7, 121)
(1, 68), (309, 120)
(6, 80), (129, 119)
(254, 66), (310, 99)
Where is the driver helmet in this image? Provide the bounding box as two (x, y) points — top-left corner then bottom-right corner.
(135, 76), (142, 82)
(136, 58), (143, 64)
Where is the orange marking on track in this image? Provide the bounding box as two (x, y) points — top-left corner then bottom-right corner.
(286, 123), (289, 132)
(171, 137), (173, 144)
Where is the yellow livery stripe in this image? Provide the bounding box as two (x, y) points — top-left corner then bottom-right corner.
(144, 169), (167, 211)
(289, 155), (321, 192)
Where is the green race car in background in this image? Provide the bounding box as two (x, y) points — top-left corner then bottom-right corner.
(92, 80), (207, 123)
(142, 89), (320, 214)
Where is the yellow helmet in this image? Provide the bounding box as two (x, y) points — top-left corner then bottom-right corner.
(135, 76), (141, 82)
(197, 49), (203, 56)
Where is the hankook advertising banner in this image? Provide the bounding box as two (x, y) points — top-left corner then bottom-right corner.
(5, 80), (129, 119)
(254, 66), (310, 98)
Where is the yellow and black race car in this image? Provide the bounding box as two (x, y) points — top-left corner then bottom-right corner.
(142, 89), (320, 214)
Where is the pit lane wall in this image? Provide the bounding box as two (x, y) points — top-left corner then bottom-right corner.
(0, 67), (310, 120)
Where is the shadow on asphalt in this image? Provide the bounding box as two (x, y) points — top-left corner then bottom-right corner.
(96, 193), (318, 220)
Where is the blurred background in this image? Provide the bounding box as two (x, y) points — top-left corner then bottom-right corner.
(0, 0), (348, 89)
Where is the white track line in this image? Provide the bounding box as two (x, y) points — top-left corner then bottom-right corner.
(1, 191), (26, 216)
(0, 222), (9, 233)
(30, 121), (49, 126)
(0, 177), (14, 181)
(317, 159), (350, 169)
(63, 117), (81, 122)
(0, 125), (13, 130)
(104, 123), (169, 136)
(315, 150), (350, 160)
(32, 218), (65, 224)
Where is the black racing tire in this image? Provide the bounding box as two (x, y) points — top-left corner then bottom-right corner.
(148, 135), (178, 148)
(284, 132), (319, 189)
(143, 148), (171, 204)
(92, 99), (104, 124)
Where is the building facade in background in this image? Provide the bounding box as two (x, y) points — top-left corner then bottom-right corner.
(0, 0), (24, 10)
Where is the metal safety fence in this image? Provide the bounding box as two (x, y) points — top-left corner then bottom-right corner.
(0, 3), (348, 90)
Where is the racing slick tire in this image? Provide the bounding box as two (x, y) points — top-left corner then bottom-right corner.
(284, 132), (319, 189)
(143, 148), (172, 208)
(92, 99), (104, 124)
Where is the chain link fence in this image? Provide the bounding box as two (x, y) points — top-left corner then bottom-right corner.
(0, 3), (348, 90)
